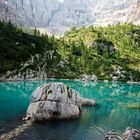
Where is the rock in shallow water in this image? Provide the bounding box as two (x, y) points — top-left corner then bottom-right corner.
(105, 127), (140, 140)
(26, 82), (96, 122)
(81, 98), (96, 106)
(80, 74), (97, 82)
(105, 130), (123, 140)
(123, 127), (140, 140)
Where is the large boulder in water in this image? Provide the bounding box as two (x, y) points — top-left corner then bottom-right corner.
(26, 82), (95, 122)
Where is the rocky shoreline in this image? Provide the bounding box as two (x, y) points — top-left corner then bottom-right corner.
(0, 78), (140, 85)
(0, 72), (140, 84)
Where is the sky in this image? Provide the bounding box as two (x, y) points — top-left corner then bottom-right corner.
(58, 0), (64, 3)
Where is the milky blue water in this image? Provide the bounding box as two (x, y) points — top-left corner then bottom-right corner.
(0, 80), (140, 140)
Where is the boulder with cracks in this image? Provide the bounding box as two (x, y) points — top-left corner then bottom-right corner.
(26, 82), (96, 122)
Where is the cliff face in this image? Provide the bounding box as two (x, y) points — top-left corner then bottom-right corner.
(0, 0), (61, 27)
(127, 0), (140, 24)
(92, 0), (130, 26)
(0, 0), (140, 35)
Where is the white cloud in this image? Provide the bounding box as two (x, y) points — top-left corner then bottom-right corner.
(4, 0), (8, 5)
(58, 0), (64, 3)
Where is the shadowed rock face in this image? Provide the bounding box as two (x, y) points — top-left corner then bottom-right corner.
(0, 0), (140, 35)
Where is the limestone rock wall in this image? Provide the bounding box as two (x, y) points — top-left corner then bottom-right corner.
(0, 0), (140, 35)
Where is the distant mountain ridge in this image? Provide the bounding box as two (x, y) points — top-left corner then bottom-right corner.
(0, 0), (140, 35)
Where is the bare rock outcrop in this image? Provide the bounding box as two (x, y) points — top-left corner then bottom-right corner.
(1, 0), (140, 35)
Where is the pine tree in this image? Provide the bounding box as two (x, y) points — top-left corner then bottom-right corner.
(34, 28), (37, 36)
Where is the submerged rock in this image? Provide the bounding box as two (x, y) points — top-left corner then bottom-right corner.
(105, 130), (123, 140)
(126, 103), (140, 110)
(26, 82), (96, 122)
(81, 98), (96, 106)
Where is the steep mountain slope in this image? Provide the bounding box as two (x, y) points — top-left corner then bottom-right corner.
(62, 24), (140, 81)
(1, 21), (140, 81)
(0, 0), (140, 35)
(0, 21), (61, 80)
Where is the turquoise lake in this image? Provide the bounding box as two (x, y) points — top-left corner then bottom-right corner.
(0, 80), (140, 140)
